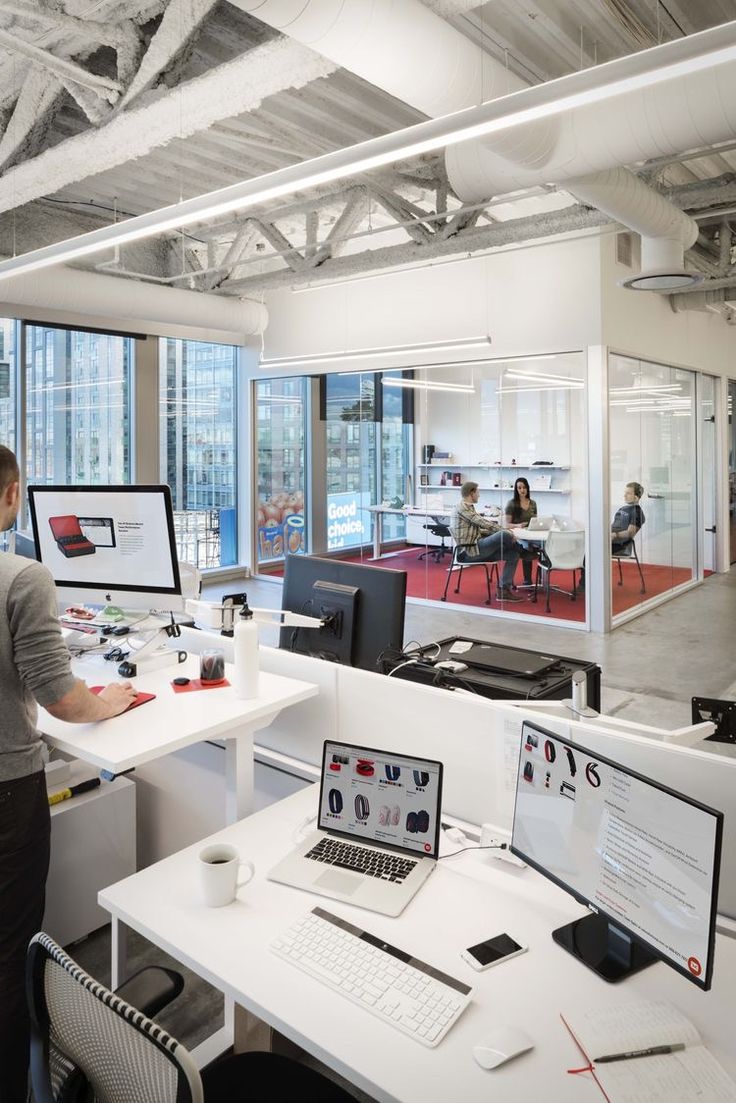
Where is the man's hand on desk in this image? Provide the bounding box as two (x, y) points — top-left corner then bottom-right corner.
(45, 679), (138, 722)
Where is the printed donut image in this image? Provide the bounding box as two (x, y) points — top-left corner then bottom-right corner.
(354, 794), (370, 821)
(328, 789), (343, 814)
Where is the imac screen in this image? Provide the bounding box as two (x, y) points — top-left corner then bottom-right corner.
(28, 484), (181, 604)
(511, 720), (722, 989)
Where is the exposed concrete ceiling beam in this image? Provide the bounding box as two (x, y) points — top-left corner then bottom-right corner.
(0, 71), (63, 168)
(249, 218), (308, 271)
(0, 27), (121, 98)
(208, 221), (260, 289)
(0, 38), (336, 215)
(116, 0), (220, 111)
(370, 188), (434, 245)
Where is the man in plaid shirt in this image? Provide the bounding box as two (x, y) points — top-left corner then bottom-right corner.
(450, 481), (523, 602)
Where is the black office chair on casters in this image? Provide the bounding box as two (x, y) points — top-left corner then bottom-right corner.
(612, 534), (646, 594)
(418, 517), (452, 563)
(27, 932), (357, 1103)
(441, 541), (498, 605)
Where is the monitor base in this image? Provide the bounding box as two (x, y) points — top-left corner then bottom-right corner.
(552, 913), (657, 982)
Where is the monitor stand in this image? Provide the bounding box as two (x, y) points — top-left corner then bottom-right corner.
(552, 913), (657, 982)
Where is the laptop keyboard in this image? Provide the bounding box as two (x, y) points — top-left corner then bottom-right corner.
(271, 907), (472, 1047)
(57, 534), (86, 545)
(305, 836), (417, 882)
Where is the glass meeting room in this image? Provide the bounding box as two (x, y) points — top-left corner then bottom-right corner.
(255, 352), (590, 627)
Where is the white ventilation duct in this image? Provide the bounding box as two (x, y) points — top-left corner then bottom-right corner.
(230, 0), (729, 289)
(0, 263), (267, 342)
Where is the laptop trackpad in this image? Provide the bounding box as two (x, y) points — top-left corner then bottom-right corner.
(315, 870), (362, 895)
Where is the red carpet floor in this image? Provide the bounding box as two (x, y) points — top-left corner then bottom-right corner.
(269, 548), (694, 622)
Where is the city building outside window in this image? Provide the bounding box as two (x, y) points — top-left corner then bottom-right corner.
(159, 338), (238, 569)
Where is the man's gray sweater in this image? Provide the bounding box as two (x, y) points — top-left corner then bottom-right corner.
(1, 553), (76, 781)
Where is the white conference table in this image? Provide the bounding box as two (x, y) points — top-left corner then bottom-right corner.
(99, 785), (736, 1102)
(39, 651), (318, 826)
(367, 505), (508, 560)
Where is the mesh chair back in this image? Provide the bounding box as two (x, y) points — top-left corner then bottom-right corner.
(544, 531), (586, 569)
(27, 933), (202, 1103)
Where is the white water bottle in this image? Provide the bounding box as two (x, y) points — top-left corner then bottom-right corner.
(233, 604), (259, 699)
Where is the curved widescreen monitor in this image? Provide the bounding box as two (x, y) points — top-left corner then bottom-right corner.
(511, 720), (723, 989)
(279, 554), (406, 672)
(28, 484), (182, 613)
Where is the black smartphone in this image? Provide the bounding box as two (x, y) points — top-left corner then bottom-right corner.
(461, 933), (528, 971)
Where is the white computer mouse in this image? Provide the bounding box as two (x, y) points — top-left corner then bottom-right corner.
(472, 1025), (534, 1069)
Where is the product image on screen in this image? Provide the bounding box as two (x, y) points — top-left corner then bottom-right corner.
(318, 741), (442, 859)
(511, 721), (723, 989)
(28, 485), (181, 612)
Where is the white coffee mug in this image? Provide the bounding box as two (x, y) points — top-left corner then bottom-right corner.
(198, 843), (255, 907)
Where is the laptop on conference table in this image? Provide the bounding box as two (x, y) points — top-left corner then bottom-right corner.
(267, 740), (443, 917)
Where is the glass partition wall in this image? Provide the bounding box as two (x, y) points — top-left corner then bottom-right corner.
(608, 354), (698, 621)
(255, 353), (588, 626)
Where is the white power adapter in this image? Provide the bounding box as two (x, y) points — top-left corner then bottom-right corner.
(480, 824), (527, 868)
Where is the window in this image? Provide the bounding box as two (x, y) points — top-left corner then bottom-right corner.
(25, 325), (132, 485)
(256, 377), (307, 564)
(159, 338), (238, 569)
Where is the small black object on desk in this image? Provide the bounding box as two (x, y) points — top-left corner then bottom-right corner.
(173, 676), (190, 686)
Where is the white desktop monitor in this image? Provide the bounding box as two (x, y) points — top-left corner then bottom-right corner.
(511, 719), (723, 989)
(27, 484), (183, 613)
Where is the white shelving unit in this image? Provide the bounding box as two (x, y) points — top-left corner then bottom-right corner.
(410, 464), (570, 546)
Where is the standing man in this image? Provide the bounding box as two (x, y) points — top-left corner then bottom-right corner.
(451, 481), (523, 602)
(0, 445), (137, 1103)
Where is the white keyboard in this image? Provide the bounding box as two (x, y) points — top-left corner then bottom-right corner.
(270, 906), (473, 1047)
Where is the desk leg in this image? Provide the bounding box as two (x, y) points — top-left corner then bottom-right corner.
(373, 511), (381, 560)
(110, 916), (129, 990)
(225, 733), (254, 824)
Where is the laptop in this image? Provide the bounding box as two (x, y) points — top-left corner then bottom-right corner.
(460, 641), (558, 678)
(267, 740), (444, 917)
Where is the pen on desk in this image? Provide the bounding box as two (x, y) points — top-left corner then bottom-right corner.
(48, 778), (101, 806)
(594, 1043), (686, 1064)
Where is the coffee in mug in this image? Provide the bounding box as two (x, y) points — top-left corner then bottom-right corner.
(198, 843), (255, 907)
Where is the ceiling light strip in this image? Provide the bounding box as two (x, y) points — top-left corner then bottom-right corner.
(1, 22), (735, 280)
(381, 378), (476, 393)
(260, 336), (490, 368)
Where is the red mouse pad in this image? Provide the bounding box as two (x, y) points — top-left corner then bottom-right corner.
(171, 678), (231, 693)
(90, 687), (156, 711)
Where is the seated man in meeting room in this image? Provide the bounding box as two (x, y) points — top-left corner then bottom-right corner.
(450, 480), (523, 602)
(580, 480), (645, 589)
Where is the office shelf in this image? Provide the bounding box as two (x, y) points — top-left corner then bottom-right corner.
(417, 463), (570, 470)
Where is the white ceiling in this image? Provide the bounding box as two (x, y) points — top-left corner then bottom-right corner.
(1, 0), (736, 302)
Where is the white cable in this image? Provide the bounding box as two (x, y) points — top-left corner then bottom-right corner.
(386, 658), (419, 677)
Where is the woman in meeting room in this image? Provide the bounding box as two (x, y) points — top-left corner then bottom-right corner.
(504, 477), (538, 587)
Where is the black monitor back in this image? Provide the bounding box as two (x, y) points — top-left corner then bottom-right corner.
(280, 554), (406, 672)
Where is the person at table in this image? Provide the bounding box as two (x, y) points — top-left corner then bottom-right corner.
(0, 445), (138, 1103)
(451, 480), (523, 602)
(579, 481), (645, 590)
(504, 476), (538, 586)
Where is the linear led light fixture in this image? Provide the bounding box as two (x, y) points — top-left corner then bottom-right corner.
(505, 370), (584, 385)
(259, 336), (491, 369)
(381, 377), (476, 393)
(498, 382), (584, 393)
(2, 21), (736, 281)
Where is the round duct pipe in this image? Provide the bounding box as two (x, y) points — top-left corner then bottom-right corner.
(0, 263), (268, 341)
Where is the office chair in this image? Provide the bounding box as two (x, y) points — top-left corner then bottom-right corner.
(27, 932), (357, 1103)
(418, 517), (452, 562)
(531, 530), (586, 613)
(612, 533), (646, 594)
(441, 538), (499, 605)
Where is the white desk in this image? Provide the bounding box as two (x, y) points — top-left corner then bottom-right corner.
(99, 786), (736, 1102)
(39, 652), (318, 826)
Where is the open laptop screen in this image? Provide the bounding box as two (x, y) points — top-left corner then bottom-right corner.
(319, 741), (443, 859)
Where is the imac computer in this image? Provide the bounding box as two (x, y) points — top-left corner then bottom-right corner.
(27, 484), (182, 614)
(511, 719), (723, 989)
(279, 554), (406, 672)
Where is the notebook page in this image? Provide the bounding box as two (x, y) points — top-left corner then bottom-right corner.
(595, 1046), (736, 1103)
(562, 1000), (701, 1060)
